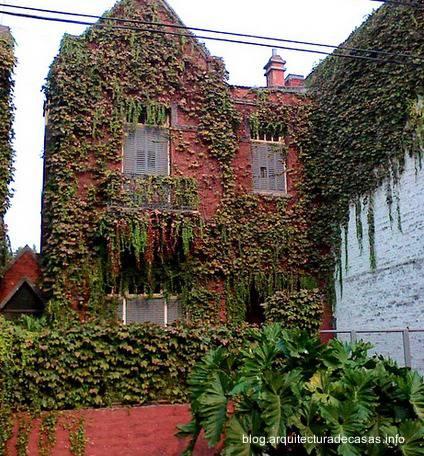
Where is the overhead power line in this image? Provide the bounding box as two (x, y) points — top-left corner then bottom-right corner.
(0, 0), (424, 59)
(0, 2), (422, 61)
(0, 9), (422, 67)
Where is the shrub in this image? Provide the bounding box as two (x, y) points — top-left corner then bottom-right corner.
(0, 317), (258, 411)
(178, 324), (424, 456)
(261, 289), (323, 332)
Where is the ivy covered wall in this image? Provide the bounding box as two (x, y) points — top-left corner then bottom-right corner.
(41, 0), (321, 324)
(0, 27), (15, 271)
(304, 3), (423, 302)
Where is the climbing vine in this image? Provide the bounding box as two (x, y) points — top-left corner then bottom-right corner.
(0, 28), (14, 271)
(38, 412), (58, 456)
(303, 3), (423, 291)
(42, 0), (317, 322)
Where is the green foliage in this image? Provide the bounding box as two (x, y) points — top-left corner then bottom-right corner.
(0, 30), (15, 269)
(69, 418), (87, 456)
(38, 412), (58, 456)
(0, 406), (12, 456)
(303, 5), (424, 283)
(41, 0), (317, 325)
(0, 319), (257, 411)
(261, 289), (323, 332)
(16, 414), (32, 456)
(179, 324), (424, 455)
(180, 287), (222, 324)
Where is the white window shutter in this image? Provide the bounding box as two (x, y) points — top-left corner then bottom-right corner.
(126, 297), (166, 325)
(151, 127), (169, 175)
(251, 142), (286, 193)
(123, 126), (169, 176)
(123, 130), (137, 175)
(275, 149), (286, 192)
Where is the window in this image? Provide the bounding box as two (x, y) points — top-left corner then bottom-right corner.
(117, 296), (182, 326)
(123, 125), (169, 176)
(251, 142), (286, 194)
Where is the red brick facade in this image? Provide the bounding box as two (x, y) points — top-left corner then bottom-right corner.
(7, 405), (213, 456)
(0, 246), (42, 308)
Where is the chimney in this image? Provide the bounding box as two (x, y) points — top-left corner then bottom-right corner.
(285, 74), (305, 88)
(264, 49), (287, 88)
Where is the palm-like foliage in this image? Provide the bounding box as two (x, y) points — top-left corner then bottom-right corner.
(178, 324), (424, 455)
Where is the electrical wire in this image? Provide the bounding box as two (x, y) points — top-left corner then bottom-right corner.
(0, 2), (422, 62)
(0, 9), (421, 66)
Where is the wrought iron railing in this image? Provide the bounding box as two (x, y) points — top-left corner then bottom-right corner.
(109, 175), (199, 212)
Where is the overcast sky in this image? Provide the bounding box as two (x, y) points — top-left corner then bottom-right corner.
(1, 0), (378, 252)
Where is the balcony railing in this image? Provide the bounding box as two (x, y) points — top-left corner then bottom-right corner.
(108, 175), (199, 212)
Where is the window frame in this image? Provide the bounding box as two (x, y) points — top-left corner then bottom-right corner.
(122, 123), (171, 177)
(251, 139), (288, 196)
(119, 294), (181, 327)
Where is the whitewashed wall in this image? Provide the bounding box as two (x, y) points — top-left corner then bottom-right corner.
(335, 153), (424, 372)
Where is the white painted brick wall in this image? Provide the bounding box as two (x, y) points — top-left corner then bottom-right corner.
(335, 153), (424, 372)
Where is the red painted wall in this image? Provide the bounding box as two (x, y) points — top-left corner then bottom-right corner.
(0, 247), (41, 304)
(7, 405), (214, 456)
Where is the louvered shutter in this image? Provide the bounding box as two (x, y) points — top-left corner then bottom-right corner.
(123, 130), (137, 175)
(149, 127), (169, 175)
(167, 299), (182, 324)
(275, 148), (286, 192)
(126, 297), (165, 325)
(251, 142), (286, 193)
(252, 143), (270, 191)
(123, 126), (169, 176)
(267, 145), (277, 192)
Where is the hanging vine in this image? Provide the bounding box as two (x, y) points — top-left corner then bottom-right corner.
(41, 0), (316, 323)
(0, 29), (15, 271)
(303, 3), (423, 294)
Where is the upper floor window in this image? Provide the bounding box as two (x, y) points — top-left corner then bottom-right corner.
(251, 140), (286, 194)
(123, 125), (169, 176)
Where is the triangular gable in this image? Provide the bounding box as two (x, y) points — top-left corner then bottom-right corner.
(0, 246), (42, 307)
(0, 278), (44, 313)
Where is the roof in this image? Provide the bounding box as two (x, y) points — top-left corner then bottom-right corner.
(156, 0), (211, 59)
(3, 245), (38, 271)
(0, 278), (44, 311)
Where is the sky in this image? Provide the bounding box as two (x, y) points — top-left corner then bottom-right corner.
(0, 0), (378, 252)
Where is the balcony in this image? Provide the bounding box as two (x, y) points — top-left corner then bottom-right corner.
(108, 175), (199, 213)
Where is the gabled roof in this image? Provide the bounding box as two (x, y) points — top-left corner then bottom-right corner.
(142, 0), (211, 59)
(0, 277), (44, 311)
(3, 245), (38, 271)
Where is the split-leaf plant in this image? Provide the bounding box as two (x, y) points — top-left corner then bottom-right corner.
(179, 324), (424, 456)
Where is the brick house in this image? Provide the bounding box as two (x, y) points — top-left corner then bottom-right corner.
(41, 0), (319, 326)
(0, 246), (44, 319)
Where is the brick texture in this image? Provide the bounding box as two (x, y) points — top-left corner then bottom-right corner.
(335, 154), (424, 372)
(0, 247), (41, 305)
(7, 405), (215, 456)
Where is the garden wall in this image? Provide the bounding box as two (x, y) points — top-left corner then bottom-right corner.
(6, 405), (213, 456)
(335, 154), (424, 372)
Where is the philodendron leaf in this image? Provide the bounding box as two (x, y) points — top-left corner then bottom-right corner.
(223, 415), (261, 456)
(260, 370), (302, 444)
(408, 371), (424, 420)
(198, 371), (230, 446)
(337, 442), (362, 456)
(399, 420), (424, 456)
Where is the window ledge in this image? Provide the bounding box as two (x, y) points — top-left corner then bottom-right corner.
(253, 191), (292, 199)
